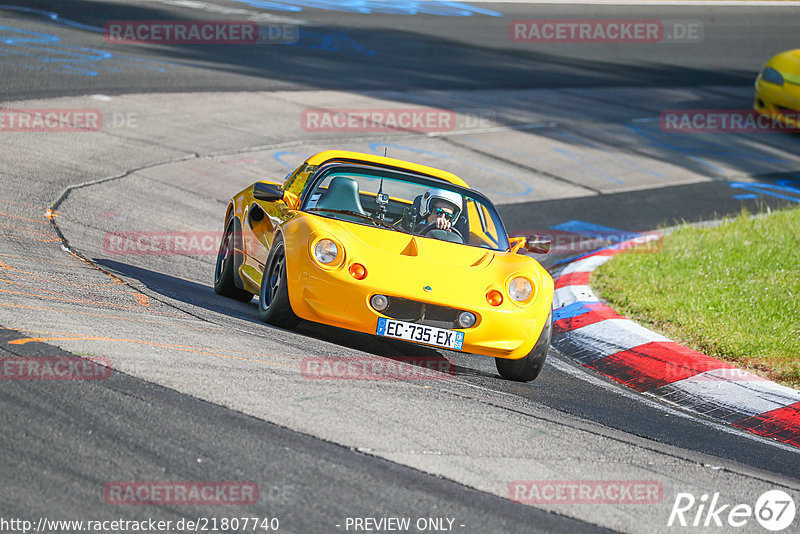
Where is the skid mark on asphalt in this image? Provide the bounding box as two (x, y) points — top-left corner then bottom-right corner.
(623, 123), (800, 177)
(4, 328), (298, 369)
(555, 129), (663, 179)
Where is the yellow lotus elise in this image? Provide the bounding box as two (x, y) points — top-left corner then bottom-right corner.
(214, 150), (554, 381)
(754, 49), (800, 128)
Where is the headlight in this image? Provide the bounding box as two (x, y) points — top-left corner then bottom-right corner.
(508, 277), (532, 302)
(371, 294), (389, 311)
(760, 67), (784, 86)
(313, 239), (338, 264)
(457, 311), (476, 328)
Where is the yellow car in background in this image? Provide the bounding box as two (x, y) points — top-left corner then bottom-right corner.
(214, 150), (554, 382)
(754, 48), (800, 128)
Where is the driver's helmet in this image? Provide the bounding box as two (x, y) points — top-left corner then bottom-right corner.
(420, 187), (462, 221)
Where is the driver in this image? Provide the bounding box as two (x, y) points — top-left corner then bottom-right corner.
(418, 187), (462, 233)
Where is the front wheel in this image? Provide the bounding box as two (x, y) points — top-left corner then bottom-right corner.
(495, 308), (552, 382)
(257, 235), (299, 329)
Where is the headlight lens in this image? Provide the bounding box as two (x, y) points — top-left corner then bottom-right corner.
(371, 294), (389, 311)
(457, 311), (476, 328)
(313, 239), (338, 264)
(508, 277), (533, 302)
(761, 67), (784, 86)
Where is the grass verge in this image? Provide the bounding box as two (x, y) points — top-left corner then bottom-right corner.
(592, 207), (800, 389)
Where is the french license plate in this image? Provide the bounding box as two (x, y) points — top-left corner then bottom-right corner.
(376, 317), (464, 350)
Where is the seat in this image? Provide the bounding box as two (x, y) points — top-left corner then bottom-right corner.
(315, 176), (368, 215)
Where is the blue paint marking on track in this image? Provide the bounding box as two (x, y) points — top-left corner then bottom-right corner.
(730, 181), (800, 203)
(553, 302), (598, 322)
(734, 194), (760, 200)
(228, 0), (501, 16)
(273, 150), (309, 168)
(0, 23), (173, 76)
(622, 123), (722, 173)
(624, 123), (796, 176)
(369, 142), (533, 197)
(551, 220), (640, 241)
(549, 220), (640, 265)
(293, 28), (376, 55)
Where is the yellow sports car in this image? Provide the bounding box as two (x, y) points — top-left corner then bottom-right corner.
(754, 49), (800, 128)
(214, 150), (554, 381)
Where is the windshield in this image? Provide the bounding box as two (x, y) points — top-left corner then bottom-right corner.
(301, 167), (510, 251)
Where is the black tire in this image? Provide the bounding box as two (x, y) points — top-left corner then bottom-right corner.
(495, 308), (552, 382)
(257, 235), (299, 329)
(214, 219), (254, 302)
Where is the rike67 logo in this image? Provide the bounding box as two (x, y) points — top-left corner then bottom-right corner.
(668, 490), (795, 531)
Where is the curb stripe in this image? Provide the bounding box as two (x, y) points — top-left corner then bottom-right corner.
(552, 318), (669, 364)
(554, 271), (590, 289)
(554, 305), (622, 332)
(733, 402), (800, 447)
(584, 341), (735, 392)
(551, 232), (800, 448)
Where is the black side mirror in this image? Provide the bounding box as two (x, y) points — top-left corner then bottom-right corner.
(253, 182), (284, 202)
(526, 235), (551, 254)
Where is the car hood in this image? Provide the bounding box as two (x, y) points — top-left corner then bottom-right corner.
(304, 216), (548, 286)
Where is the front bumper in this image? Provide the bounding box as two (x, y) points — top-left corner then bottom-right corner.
(286, 255), (553, 360)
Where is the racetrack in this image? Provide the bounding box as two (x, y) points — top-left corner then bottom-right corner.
(2, 2), (800, 533)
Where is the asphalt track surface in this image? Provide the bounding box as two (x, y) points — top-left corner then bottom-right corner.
(1, 1), (800, 533)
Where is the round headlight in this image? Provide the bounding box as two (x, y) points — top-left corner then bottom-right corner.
(313, 239), (338, 264)
(760, 67), (784, 86)
(508, 277), (532, 302)
(371, 294), (389, 311)
(457, 311), (476, 328)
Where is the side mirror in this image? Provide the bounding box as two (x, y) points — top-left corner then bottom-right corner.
(253, 182), (284, 202)
(525, 235), (551, 254)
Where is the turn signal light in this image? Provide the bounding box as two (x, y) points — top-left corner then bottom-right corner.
(349, 263), (367, 280)
(486, 289), (503, 306)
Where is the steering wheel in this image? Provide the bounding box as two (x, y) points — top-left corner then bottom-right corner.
(418, 222), (463, 241)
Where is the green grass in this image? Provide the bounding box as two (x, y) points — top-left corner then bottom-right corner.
(592, 208), (800, 389)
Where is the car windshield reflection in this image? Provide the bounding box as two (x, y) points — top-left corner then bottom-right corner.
(302, 168), (510, 251)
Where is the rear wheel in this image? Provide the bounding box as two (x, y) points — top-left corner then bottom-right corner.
(495, 308), (552, 382)
(214, 220), (254, 302)
(258, 235), (299, 329)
